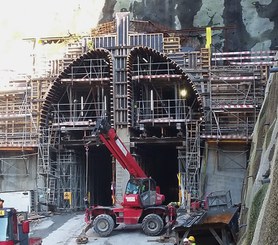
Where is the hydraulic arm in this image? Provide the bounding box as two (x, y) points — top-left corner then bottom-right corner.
(76, 118), (175, 243)
(92, 118), (147, 178)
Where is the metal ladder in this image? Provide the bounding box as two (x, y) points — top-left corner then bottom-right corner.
(48, 178), (56, 205)
(177, 120), (201, 208)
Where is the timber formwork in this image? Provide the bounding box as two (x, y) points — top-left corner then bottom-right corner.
(0, 79), (48, 148)
(0, 12), (276, 210)
(0, 78), (49, 178)
(167, 48), (274, 141)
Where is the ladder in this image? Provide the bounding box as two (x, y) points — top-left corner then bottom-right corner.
(48, 178), (56, 205)
(177, 120), (201, 208)
(186, 120), (200, 199)
(38, 127), (59, 208)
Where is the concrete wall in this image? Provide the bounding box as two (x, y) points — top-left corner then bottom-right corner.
(0, 152), (37, 192)
(202, 143), (247, 204)
(115, 127), (131, 204)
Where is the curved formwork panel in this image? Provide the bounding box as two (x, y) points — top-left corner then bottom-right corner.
(127, 46), (203, 138)
(40, 49), (113, 129)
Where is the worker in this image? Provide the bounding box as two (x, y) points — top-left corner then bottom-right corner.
(0, 198), (4, 208)
(84, 196), (89, 208)
(141, 181), (149, 193)
(183, 238), (190, 245)
(188, 236), (196, 245)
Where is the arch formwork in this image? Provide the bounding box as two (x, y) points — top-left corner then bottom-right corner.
(37, 44), (204, 209)
(127, 46), (203, 131)
(126, 47), (204, 204)
(38, 48), (114, 210)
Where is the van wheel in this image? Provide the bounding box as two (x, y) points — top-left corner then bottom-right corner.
(142, 214), (164, 236)
(93, 214), (114, 237)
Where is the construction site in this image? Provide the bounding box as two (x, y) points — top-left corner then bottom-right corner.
(0, 10), (275, 221)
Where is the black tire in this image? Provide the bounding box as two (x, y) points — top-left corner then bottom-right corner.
(93, 214), (115, 237)
(142, 214), (164, 236)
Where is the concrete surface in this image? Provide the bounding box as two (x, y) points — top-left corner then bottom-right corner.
(30, 212), (175, 245)
(204, 146), (247, 204)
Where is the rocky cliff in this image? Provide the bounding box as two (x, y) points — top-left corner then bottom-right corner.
(238, 56), (278, 244)
(100, 0), (278, 51)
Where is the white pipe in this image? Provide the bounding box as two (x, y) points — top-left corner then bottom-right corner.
(150, 90), (154, 111)
(104, 95), (107, 111)
(81, 96), (84, 116)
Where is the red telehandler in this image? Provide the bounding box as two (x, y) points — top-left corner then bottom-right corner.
(0, 207), (42, 245)
(76, 119), (176, 243)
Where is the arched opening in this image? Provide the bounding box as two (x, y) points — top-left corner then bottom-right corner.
(38, 45), (204, 209)
(38, 49), (114, 209)
(126, 47), (203, 204)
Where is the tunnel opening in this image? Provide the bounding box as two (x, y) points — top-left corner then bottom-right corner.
(74, 140), (180, 207)
(87, 145), (113, 206)
(70, 144), (113, 207)
(68, 141), (180, 208)
(135, 143), (179, 204)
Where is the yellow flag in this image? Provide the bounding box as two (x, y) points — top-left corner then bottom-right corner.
(206, 27), (212, 49)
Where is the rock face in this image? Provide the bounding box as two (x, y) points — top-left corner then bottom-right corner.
(99, 0), (278, 51)
(238, 58), (278, 244)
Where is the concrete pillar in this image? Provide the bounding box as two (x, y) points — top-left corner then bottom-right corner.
(115, 127), (131, 204)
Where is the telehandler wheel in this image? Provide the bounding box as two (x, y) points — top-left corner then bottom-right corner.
(93, 214), (115, 237)
(142, 214), (164, 236)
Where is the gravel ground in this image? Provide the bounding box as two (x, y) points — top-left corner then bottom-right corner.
(29, 212), (176, 245)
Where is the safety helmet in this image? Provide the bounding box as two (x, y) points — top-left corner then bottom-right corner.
(188, 236), (195, 242)
(183, 238), (189, 242)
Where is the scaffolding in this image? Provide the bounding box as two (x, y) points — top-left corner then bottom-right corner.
(37, 93), (108, 209)
(129, 52), (200, 130)
(0, 12), (276, 212)
(37, 117), (86, 210)
(57, 150), (84, 209)
(37, 125), (58, 206)
(166, 48), (276, 140)
(202, 50), (274, 140)
(177, 120), (201, 208)
(0, 80), (38, 147)
(37, 53), (112, 209)
(36, 43), (112, 209)
(0, 79), (49, 182)
(136, 99), (191, 123)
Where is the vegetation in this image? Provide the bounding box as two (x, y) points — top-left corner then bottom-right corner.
(245, 183), (268, 245)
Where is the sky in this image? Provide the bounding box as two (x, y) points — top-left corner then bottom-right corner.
(0, 0), (105, 83)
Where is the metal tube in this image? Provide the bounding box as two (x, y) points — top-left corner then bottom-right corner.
(85, 145), (89, 196)
(270, 67), (278, 73)
(81, 96), (84, 117)
(150, 90), (154, 111)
